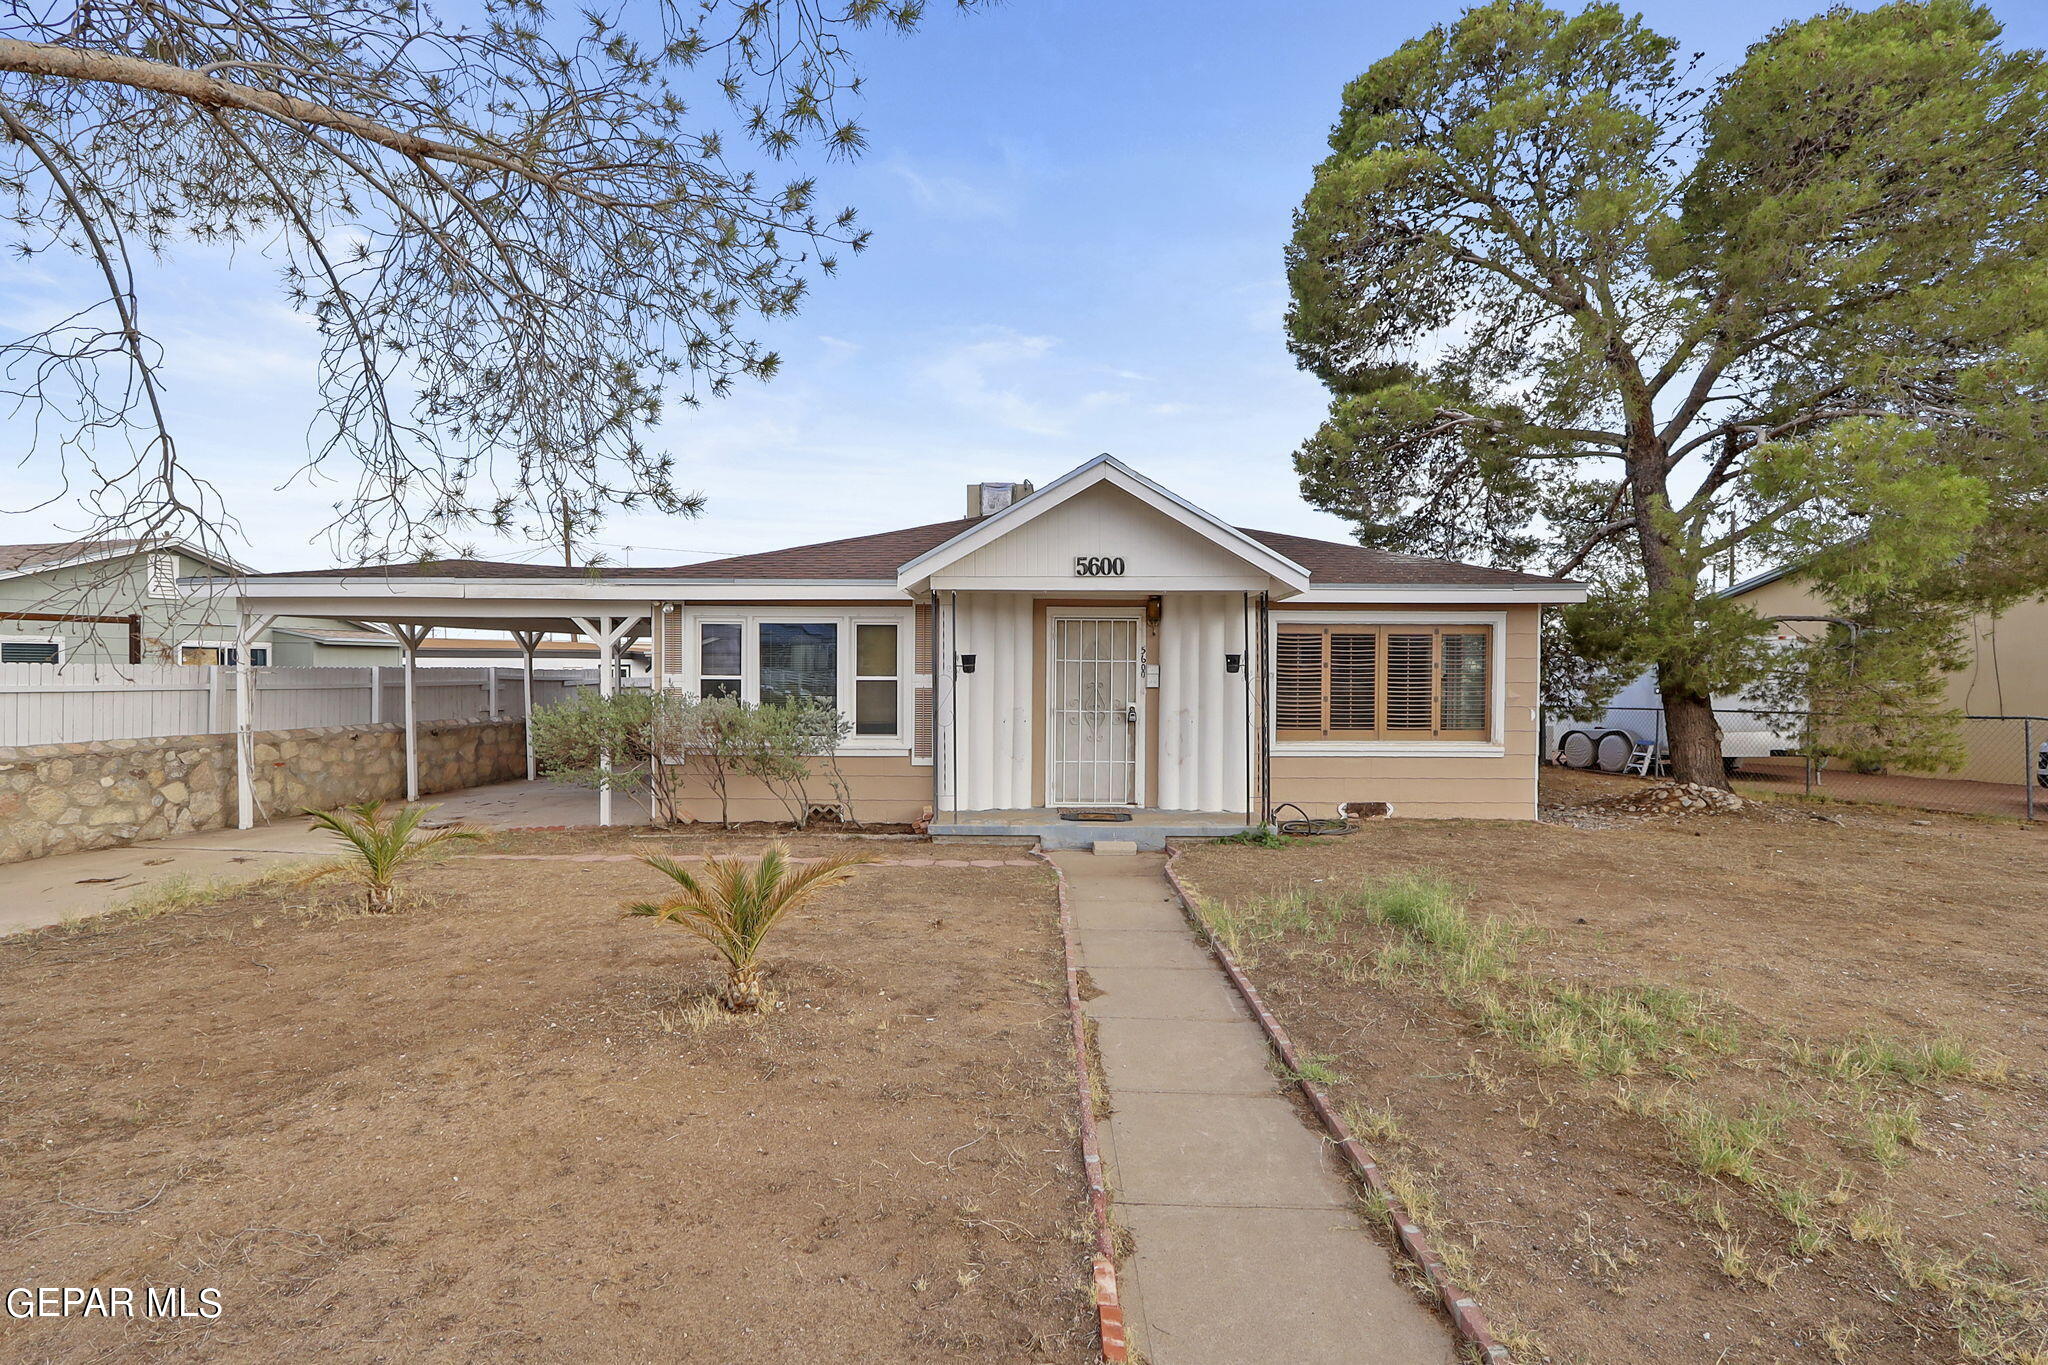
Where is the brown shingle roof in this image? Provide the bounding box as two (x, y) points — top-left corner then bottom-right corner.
(1237, 529), (1569, 587)
(621, 518), (983, 580)
(240, 520), (1571, 588)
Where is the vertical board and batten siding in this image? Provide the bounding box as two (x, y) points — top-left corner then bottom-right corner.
(1156, 593), (1253, 813)
(1266, 604), (1544, 819)
(945, 591), (1036, 809)
(0, 663), (582, 747)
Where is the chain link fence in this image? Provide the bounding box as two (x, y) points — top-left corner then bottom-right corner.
(1545, 706), (2048, 822)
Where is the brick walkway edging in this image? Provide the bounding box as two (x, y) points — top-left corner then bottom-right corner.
(1028, 849), (1131, 1364)
(1161, 843), (1512, 1363)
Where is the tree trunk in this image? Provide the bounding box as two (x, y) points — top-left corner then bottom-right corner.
(1622, 417), (1731, 792)
(722, 961), (764, 1012)
(1660, 681), (1729, 790)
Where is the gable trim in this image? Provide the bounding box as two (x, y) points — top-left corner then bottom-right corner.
(895, 455), (1312, 595)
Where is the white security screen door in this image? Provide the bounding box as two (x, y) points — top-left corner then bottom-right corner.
(1049, 616), (1142, 805)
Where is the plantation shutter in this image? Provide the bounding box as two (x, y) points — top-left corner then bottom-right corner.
(1383, 632), (1436, 732)
(1270, 623), (1491, 741)
(1275, 630), (1326, 737)
(1326, 630), (1377, 738)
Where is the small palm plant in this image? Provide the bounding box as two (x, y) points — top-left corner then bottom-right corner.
(626, 843), (871, 1011)
(302, 801), (484, 913)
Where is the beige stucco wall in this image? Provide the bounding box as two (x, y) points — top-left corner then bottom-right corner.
(1266, 602), (1543, 820)
(661, 753), (931, 826)
(0, 719), (528, 864)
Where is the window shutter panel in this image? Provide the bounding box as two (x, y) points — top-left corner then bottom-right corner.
(913, 685), (934, 760)
(1383, 632), (1436, 732)
(1275, 630), (1326, 734)
(1327, 630), (1377, 734)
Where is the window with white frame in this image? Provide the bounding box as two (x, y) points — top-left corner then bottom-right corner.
(178, 642), (269, 667)
(854, 623), (900, 736)
(690, 613), (905, 743)
(697, 622), (742, 698)
(148, 551), (178, 597)
(1272, 617), (1498, 746)
(0, 636), (63, 664)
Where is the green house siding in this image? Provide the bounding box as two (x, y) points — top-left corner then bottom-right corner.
(0, 548), (393, 666)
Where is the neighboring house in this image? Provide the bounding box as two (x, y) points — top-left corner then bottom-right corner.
(0, 538), (400, 667)
(1552, 562), (2048, 780)
(205, 456), (1586, 830)
(1721, 562), (2048, 781)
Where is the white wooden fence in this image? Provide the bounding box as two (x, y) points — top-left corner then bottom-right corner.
(0, 663), (591, 748)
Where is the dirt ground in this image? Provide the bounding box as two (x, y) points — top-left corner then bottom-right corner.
(1175, 769), (2048, 1365)
(0, 838), (1093, 1362)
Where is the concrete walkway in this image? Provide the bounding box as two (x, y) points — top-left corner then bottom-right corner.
(0, 780), (634, 937)
(1051, 850), (1454, 1365)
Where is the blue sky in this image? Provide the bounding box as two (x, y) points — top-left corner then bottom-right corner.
(5, 0), (2045, 571)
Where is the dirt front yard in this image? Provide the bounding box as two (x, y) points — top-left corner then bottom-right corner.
(1174, 770), (2048, 1364)
(0, 835), (1094, 1362)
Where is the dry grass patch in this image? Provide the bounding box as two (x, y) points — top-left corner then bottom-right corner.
(1177, 786), (2048, 1364)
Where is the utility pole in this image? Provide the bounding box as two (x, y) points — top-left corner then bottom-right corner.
(561, 493), (574, 567)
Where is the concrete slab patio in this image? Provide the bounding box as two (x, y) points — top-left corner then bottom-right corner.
(1050, 850), (1455, 1365)
(0, 780), (637, 936)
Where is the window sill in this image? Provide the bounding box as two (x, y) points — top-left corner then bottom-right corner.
(1273, 740), (1506, 758)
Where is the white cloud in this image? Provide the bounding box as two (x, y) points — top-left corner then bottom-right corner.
(913, 327), (1069, 436)
(884, 154), (1017, 221)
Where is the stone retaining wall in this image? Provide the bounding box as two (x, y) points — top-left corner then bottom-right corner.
(0, 720), (527, 864)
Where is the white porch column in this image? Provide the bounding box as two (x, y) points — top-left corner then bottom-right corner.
(379, 625), (433, 803)
(233, 610), (277, 830)
(486, 665), (500, 721)
(513, 630), (543, 782)
(569, 615), (646, 827)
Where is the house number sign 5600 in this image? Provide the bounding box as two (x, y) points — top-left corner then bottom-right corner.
(1073, 555), (1126, 576)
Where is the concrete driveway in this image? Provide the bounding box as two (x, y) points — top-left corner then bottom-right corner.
(0, 781), (641, 936)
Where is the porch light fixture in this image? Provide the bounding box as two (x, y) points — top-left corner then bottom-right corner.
(959, 652), (977, 674)
(1224, 652), (1243, 674)
(1145, 595), (1163, 624)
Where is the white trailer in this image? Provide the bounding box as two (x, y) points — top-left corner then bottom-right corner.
(1547, 668), (1805, 775)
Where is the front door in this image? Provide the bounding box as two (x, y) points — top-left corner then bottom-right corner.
(1048, 615), (1142, 805)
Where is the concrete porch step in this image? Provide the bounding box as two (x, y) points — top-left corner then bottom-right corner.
(930, 809), (1252, 850)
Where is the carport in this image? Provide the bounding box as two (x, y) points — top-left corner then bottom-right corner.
(197, 563), (661, 829)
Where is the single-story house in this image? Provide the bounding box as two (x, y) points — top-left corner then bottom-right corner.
(200, 456), (1586, 835)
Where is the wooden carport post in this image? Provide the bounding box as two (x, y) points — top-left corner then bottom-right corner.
(512, 630), (545, 782)
(233, 610), (278, 830)
(378, 624), (434, 803)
